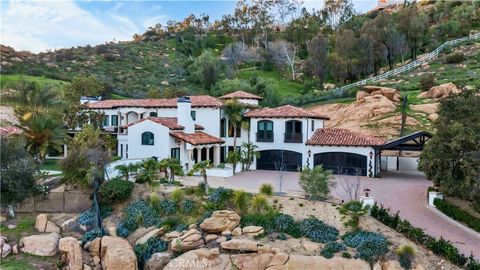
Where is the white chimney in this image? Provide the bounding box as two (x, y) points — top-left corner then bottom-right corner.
(177, 96), (194, 133)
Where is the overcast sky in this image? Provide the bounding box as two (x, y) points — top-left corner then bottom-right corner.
(0, 0), (377, 53)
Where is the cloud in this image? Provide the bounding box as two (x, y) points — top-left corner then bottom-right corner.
(0, 0), (138, 52)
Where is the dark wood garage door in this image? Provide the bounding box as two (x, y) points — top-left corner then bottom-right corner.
(314, 152), (367, 176)
(257, 150), (302, 171)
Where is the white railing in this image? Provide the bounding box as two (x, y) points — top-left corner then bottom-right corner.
(328, 33), (480, 95)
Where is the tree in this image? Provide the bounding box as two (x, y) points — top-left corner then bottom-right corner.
(65, 75), (105, 103)
(115, 164), (130, 181)
(189, 160), (213, 194)
(307, 34), (328, 88)
(159, 158), (183, 182)
(363, 13), (399, 70)
(223, 99), (245, 174)
(18, 114), (67, 163)
(1, 136), (38, 217)
(299, 165), (333, 199)
(322, 0), (354, 29)
(188, 50), (223, 91)
(335, 29), (358, 81)
(339, 200), (369, 231)
(268, 40), (298, 80)
(397, 5), (427, 60)
(419, 90), (480, 211)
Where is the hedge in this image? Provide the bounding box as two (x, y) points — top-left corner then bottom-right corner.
(434, 199), (480, 233)
(371, 203), (480, 269)
(98, 179), (134, 203)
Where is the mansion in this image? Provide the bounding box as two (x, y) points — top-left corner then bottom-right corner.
(83, 91), (386, 177)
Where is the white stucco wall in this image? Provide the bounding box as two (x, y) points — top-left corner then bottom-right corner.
(381, 156), (419, 171)
(126, 120), (171, 160)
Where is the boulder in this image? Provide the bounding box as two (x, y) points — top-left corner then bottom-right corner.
(220, 239), (258, 252)
(285, 255), (371, 269)
(164, 231), (181, 240)
(199, 210), (240, 233)
(302, 240), (320, 252)
(35, 214), (48, 232)
(127, 226), (156, 246)
(410, 103), (438, 115)
(136, 227), (165, 246)
(59, 237), (83, 270)
(356, 91), (369, 101)
(103, 215), (121, 237)
(221, 230), (231, 236)
(242, 226), (264, 237)
(145, 252), (171, 270)
(100, 236), (137, 270)
(61, 218), (77, 232)
(0, 215), (7, 223)
(216, 236), (227, 244)
(164, 248), (228, 270)
(89, 238), (101, 257)
(232, 227), (242, 237)
(205, 234), (218, 243)
(170, 229), (204, 252)
(361, 86), (401, 102)
(20, 232), (60, 256)
(418, 82), (461, 99)
(45, 220), (61, 233)
(324, 83), (336, 90)
(12, 245), (18, 255)
(2, 243), (11, 258)
(428, 113), (438, 122)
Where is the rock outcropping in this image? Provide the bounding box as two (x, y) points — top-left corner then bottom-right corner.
(20, 232), (60, 256)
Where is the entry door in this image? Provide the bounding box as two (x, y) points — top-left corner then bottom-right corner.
(314, 152), (367, 176)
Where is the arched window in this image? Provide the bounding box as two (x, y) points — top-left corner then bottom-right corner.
(285, 120), (302, 143)
(257, 120), (274, 142)
(141, 132), (154, 145)
(220, 118), (227, 137)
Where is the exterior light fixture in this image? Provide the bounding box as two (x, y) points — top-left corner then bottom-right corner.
(307, 149), (311, 157)
(364, 188), (371, 197)
(369, 151), (373, 159)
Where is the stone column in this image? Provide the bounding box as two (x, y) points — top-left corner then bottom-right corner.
(206, 147), (210, 163)
(214, 145), (220, 166)
(63, 144), (68, 158)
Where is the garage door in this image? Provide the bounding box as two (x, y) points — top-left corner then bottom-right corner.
(314, 152), (367, 176)
(257, 150), (302, 171)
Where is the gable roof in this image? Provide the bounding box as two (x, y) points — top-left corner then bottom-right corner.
(219, 91), (263, 100)
(169, 131), (224, 146)
(306, 128), (385, 146)
(245, 105), (330, 120)
(125, 117), (204, 130)
(85, 95), (223, 109)
(381, 131), (433, 151)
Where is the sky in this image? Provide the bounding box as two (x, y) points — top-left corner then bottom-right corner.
(0, 0), (377, 53)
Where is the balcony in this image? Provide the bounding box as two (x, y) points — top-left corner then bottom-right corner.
(256, 132), (274, 142)
(284, 133), (303, 143)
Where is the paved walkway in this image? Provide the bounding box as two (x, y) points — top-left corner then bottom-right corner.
(182, 170), (480, 258)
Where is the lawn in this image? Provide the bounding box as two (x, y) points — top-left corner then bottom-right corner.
(39, 159), (61, 171)
(237, 69), (303, 96)
(0, 74), (69, 89)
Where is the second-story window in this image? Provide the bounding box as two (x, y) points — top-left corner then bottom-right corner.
(191, 111), (196, 121)
(141, 131), (154, 145)
(311, 120), (315, 131)
(285, 120), (302, 143)
(257, 120), (274, 142)
(150, 112), (157, 117)
(220, 118), (226, 137)
(228, 120), (241, 138)
(111, 115), (118, 126)
(103, 115), (109, 126)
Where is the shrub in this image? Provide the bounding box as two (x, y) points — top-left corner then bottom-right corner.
(259, 183), (274, 196)
(343, 231), (388, 267)
(300, 217), (339, 243)
(77, 205), (113, 226)
(98, 179), (134, 203)
(116, 199), (160, 237)
(81, 228), (105, 246)
(197, 181), (207, 196)
(276, 233), (287, 240)
(171, 188), (185, 203)
(434, 198), (480, 232)
(252, 194), (270, 213)
(339, 201), (369, 231)
(320, 242), (347, 259)
(445, 52), (465, 64)
(233, 190), (250, 214)
(182, 199), (195, 214)
(160, 199), (177, 215)
(419, 74), (436, 92)
(241, 211), (280, 233)
(342, 252), (352, 258)
(207, 187), (233, 206)
(299, 165), (332, 200)
(148, 192), (160, 209)
(396, 245), (416, 270)
(196, 210), (212, 226)
(134, 238), (168, 269)
(273, 214), (301, 237)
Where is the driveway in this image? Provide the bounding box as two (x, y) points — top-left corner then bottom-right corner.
(182, 169), (480, 258)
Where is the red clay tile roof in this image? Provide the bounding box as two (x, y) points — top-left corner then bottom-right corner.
(245, 105), (330, 120)
(169, 131), (224, 146)
(0, 126), (23, 136)
(306, 128), (385, 146)
(125, 117), (204, 130)
(86, 95), (223, 109)
(219, 91), (263, 100)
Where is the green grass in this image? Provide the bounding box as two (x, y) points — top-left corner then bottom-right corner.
(0, 216), (36, 240)
(1, 256), (37, 270)
(0, 74), (69, 89)
(39, 159), (61, 171)
(0, 253), (57, 270)
(110, 93), (130, 100)
(237, 69), (303, 96)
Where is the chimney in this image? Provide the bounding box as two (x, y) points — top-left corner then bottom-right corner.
(177, 96), (194, 133)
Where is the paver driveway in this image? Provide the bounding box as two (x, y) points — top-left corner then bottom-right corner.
(182, 169), (480, 257)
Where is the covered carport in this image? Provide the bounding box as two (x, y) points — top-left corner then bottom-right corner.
(379, 131), (433, 171)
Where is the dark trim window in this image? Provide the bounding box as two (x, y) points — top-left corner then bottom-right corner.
(103, 115), (109, 126)
(220, 118), (227, 137)
(257, 120), (274, 142)
(150, 112), (157, 117)
(111, 115), (118, 126)
(191, 111), (196, 121)
(311, 120), (314, 131)
(126, 144), (128, 159)
(171, 148), (180, 160)
(141, 132), (154, 145)
(285, 120), (303, 143)
(120, 144), (123, 158)
(228, 119), (241, 138)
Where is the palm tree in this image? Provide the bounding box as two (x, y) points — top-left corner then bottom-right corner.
(240, 142), (259, 170)
(166, 158), (183, 182)
(189, 160), (212, 194)
(223, 99), (245, 174)
(115, 164), (130, 181)
(18, 114), (67, 163)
